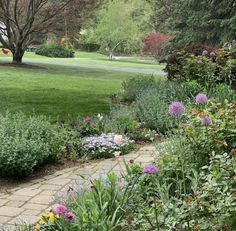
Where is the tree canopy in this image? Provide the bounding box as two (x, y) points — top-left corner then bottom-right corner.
(84, 0), (153, 56)
(0, 0), (102, 63)
(148, 0), (236, 50)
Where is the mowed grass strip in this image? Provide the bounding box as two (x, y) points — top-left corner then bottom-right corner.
(0, 64), (141, 120)
(0, 51), (164, 70)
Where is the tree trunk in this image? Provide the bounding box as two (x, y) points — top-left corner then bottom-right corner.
(12, 48), (25, 64)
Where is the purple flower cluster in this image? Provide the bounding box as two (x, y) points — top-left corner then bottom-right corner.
(54, 204), (75, 223)
(168, 101), (185, 117)
(201, 116), (211, 126)
(83, 133), (133, 156)
(195, 93), (208, 104)
(143, 164), (158, 174)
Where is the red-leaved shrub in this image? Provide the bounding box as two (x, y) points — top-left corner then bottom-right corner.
(142, 32), (170, 60)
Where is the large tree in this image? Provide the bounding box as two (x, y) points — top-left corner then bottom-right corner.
(85, 0), (153, 58)
(0, 0), (101, 63)
(148, 0), (236, 50)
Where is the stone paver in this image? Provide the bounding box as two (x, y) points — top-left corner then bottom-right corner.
(0, 145), (156, 229)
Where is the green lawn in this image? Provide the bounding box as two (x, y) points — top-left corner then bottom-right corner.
(0, 63), (162, 120)
(0, 51), (164, 70)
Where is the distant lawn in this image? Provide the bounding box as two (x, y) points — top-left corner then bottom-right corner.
(0, 51), (164, 70)
(0, 63), (162, 121)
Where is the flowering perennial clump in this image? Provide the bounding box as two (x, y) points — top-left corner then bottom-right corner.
(35, 205), (75, 230)
(195, 93), (208, 104)
(168, 101), (185, 117)
(83, 133), (134, 158)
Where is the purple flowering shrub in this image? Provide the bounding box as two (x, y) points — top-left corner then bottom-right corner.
(82, 133), (134, 159)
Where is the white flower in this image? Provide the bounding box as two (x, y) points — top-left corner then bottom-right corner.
(114, 135), (124, 145)
(114, 151), (121, 159)
(97, 114), (103, 121)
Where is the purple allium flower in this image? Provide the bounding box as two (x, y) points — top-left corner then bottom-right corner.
(197, 60), (204, 65)
(64, 212), (75, 223)
(54, 204), (67, 215)
(195, 93), (208, 104)
(201, 116), (212, 126)
(168, 101), (185, 117)
(210, 51), (216, 57)
(144, 164), (158, 174)
(202, 50), (208, 56)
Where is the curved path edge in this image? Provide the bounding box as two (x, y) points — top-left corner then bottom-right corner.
(0, 145), (157, 230)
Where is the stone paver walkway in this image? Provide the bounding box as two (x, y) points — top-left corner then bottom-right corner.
(0, 145), (156, 230)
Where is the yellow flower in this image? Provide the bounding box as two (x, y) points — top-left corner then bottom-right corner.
(35, 223), (41, 230)
(38, 219), (45, 225)
(48, 212), (56, 223)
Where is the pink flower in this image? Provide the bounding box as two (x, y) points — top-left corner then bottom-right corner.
(114, 151), (121, 159)
(54, 204), (67, 215)
(114, 135), (124, 145)
(84, 117), (92, 123)
(64, 212), (75, 223)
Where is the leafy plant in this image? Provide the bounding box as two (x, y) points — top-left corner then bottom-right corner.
(121, 75), (156, 102)
(36, 44), (74, 58)
(0, 113), (64, 177)
(103, 106), (139, 135)
(142, 32), (170, 61)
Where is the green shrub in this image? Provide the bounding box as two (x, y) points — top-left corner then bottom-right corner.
(136, 88), (173, 133)
(36, 44), (74, 58)
(184, 56), (217, 89)
(182, 100), (236, 168)
(165, 45), (217, 81)
(166, 45), (236, 86)
(103, 106), (139, 135)
(135, 81), (194, 133)
(121, 75), (156, 101)
(0, 113), (64, 177)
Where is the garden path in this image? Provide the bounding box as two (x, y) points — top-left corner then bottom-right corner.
(0, 145), (156, 230)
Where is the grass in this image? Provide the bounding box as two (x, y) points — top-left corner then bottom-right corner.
(0, 63), (162, 121)
(0, 51), (164, 70)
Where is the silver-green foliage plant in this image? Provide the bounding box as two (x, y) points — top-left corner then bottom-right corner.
(0, 113), (64, 177)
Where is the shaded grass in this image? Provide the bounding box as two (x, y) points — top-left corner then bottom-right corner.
(0, 63), (163, 121)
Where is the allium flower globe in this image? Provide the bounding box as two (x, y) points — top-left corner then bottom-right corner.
(64, 212), (75, 223)
(202, 50), (208, 56)
(210, 51), (216, 57)
(54, 204), (67, 215)
(201, 116), (211, 126)
(195, 93), (208, 104)
(144, 164), (158, 174)
(168, 101), (185, 117)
